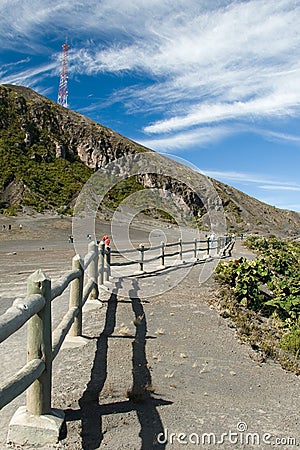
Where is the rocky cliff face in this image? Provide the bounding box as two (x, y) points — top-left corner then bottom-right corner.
(0, 84), (148, 167)
(0, 83), (299, 237)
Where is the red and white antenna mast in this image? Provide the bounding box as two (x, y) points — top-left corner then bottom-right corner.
(57, 40), (68, 108)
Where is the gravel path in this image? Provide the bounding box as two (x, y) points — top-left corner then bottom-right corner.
(0, 219), (299, 449)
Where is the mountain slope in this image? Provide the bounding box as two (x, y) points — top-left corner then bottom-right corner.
(0, 83), (299, 237)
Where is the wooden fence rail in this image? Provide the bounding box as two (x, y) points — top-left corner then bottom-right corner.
(110, 236), (233, 273)
(0, 234), (234, 446)
(0, 245), (97, 412)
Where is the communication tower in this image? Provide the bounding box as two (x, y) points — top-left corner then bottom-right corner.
(57, 41), (68, 108)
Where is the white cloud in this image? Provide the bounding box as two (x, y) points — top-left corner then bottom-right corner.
(257, 197), (300, 212)
(143, 91), (300, 133)
(0, 61), (57, 89)
(201, 169), (300, 211)
(281, 204), (300, 211)
(259, 129), (300, 145)
(1, 0), (300, 146)
(259, 185), (300, 192)
(71, 0), (300, 136)
(202, 169), (300, 189)
(139, 126), (233, 151)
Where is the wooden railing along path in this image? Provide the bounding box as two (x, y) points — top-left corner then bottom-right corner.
(0, 235), (234, 446)
(110, 235), (235, 274)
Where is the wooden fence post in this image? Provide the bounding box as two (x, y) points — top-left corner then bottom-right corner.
(138, 244), (145, 272)
(207, 237), (210, 256)
(193, 238), (197, 260)
(26, 270), (52, 416)
(69, 255), (84, 337)
(178, 238), (183, 262)
(88, 241), (99, 300)
(160, 241), (165, 268)
(104, 245), (111, 282)
(99, 242), (105, 286)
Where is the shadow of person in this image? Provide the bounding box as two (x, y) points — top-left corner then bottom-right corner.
(78, 283), (120, 449)
(127, 278), (169, 449)
(64, 278), (171, 449)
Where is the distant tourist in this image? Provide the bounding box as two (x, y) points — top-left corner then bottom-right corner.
(2, 224), (5, 231)
(8, 224), (11, 231)
(101, 235), (110, 246)
(19, 224), (23, 230)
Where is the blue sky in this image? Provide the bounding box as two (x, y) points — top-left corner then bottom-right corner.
(0, 0), (300, 211)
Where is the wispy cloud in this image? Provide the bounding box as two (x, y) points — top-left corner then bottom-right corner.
(70, 0), (300, 136)
(201, 169), (300, 212)
(139, 126), (233, 151)
(281, 204), (300, 211)
(143, 90), (300, 134)
(202, 169), (300, 189)
(257, 197), (300, 212)
(0, 60), (57, 91)
(258, 129), (300, 145)
(259, 185), (300, 192)
(1, 0), (300, 148)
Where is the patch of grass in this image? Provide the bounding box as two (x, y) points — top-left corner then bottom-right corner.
(212, 285), (300, 374)
(280, 327), (300, 358)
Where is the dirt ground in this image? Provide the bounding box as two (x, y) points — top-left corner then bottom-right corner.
(0, 216), (299, 449)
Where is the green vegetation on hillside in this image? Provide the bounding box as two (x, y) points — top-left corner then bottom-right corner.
(0, 85), (94, 214)
(0, 85), (152, 216)
(0, 136), (93, 214)
(103, 176), (144, 210)
(215, 236), (300, 372)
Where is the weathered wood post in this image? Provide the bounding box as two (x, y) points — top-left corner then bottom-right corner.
(138, 244), (145, 272)
(160, 241), (165, 268)
(26, 270), (52, 416)
(193, 238), (197, 259)
(178, 238), (183, 262)
(99, 241), (105, 286)
(88, 241), (99, 300)
(69, 255), (84, 337)
(206, 237), (210, 256)
(104, 245), (111, 282)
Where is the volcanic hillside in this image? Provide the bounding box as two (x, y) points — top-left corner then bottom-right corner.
(0, 83), (299, 237)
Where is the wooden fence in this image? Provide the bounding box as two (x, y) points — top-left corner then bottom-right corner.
(109, 235), (234, 274)
(0, 234), (234, 445)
